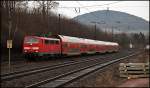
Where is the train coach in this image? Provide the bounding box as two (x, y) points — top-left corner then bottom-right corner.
(23, 34), (119, 59)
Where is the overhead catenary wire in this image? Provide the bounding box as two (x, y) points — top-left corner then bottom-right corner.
(58, 1), (122, 8)
(75, 1), (107, 40)
(75, 1), (111, 30)
(57, 1), (149, 25)
(57, 1), (148, 20)
(58, 5), (149, 9)
(58, 1), (149, 9)
(75, 1), (101, 22)
(58, 1), (148, 9)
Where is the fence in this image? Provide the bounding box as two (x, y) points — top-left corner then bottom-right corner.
(119, 63), (149, 79)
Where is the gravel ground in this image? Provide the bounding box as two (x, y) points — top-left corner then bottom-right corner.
(1, 49), (134, 87)
(64, 50), (149, 87)
(1, 52), (118, 74)
(1, 49), (131, 74)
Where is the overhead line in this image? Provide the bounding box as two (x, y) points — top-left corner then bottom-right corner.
(58, 5), (149, 9)
(77, 1), (122, 8)
(58, 1), (123, 8)
(75, 1), (104, 24)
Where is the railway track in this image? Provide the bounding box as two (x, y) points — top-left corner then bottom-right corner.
(1, 52), (116, 74)
(1, 50), (126, 80)
(25, 52), (141, 87)
(0, 49), (134, 73)
(1, 50), (141, 87)
(1, 55), (112, 81)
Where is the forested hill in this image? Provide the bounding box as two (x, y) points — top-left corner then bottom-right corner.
(73, 10), (149, 34)
(1, 1), (149, 57)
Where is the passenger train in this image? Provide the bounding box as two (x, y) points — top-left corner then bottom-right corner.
(23, 34), (119, 59)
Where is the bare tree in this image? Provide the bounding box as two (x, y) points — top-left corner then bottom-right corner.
(37, 1), (59, 19)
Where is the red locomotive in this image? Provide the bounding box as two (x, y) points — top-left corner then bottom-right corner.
(23, 34), (119, 59)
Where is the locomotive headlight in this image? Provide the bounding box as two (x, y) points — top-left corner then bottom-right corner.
(32, 47), (39, 50)
(24, 47), (30, 49)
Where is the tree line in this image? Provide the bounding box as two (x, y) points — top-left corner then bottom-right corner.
(1, 1), (149, 55)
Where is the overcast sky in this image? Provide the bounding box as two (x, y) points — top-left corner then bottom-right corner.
(52, 1), (149, 21)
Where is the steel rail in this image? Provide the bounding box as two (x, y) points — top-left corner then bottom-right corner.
(1, 55), (109, 81)
(1, 54), (111, 77)
(1, 49), (131, 77)
(26, 52), (141, 88)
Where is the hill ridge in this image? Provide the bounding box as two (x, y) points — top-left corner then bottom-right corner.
(73, 10), (149, 34)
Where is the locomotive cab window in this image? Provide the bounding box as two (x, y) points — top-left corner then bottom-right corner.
(24, 37), (39, 43)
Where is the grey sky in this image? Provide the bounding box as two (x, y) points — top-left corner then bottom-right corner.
(53, 1), (149, 21)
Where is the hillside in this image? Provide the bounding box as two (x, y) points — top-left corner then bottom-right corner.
(73, 10), (149, 34)
(1, 2), (149, 58)
(0, 6), (95, 54)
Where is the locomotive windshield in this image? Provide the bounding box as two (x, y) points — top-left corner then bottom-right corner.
(24, 37), (39, 43)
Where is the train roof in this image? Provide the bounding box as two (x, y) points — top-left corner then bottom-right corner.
(24, 35), (119, 46)
(57, 35), (118, 46)
(58, 35), (85, 43)
(25, 36), (60, 41)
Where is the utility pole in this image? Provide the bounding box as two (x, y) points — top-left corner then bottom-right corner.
(105, 7), (110, 40)
(112, 26), (114, 41)
(94, 23), (96, 40)
(90, 22), (97, 40)
(105, 29), (107, 36)
(91, 21), (103, 40)
(75, 8), (80, 32)
(74, 8), (80, 22)
(8, 7), (13, 71)
(58, 14), (61, 34)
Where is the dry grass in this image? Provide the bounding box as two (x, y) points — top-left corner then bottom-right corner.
(94, 62), (126, 87)
(67, 51), (149, 87)
(95, 51), (149, 87)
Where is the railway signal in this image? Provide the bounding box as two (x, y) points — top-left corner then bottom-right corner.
(145, 45), (149, 50)
(129, 43), (133, 49)
(7, 40), (12, 48)
(129, 40), (133, 49)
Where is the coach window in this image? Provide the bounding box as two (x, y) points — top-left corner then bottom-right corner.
(63, 43), (68, 47)
(51, 40), (59, 44)
(54, 40), (59, 44)
(81, 45), (86, 48)
(49, 40), (54, 44)
(45, 40), (59, 44)
(45, 40), (50, 44)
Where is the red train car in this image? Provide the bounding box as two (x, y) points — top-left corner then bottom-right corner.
(23, 34), (119, 59)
